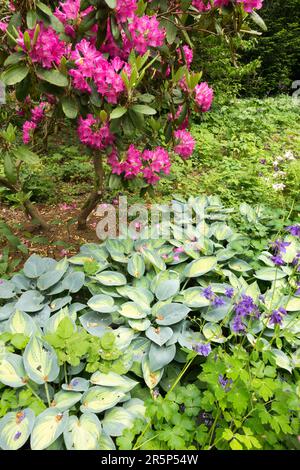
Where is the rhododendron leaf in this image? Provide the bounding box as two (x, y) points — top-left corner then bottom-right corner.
(146, 326), (174, 346)
(250, 11), (267, 31)
(36, 1), (53, 17)
(4, 52), (25, 67)
(37, 69), (68, 87)
(0, 352), (27, 388)
(80, 387), (126, 414)
(142, 357), (164, 389)
(104, 0), (117, 9)
(149, 343), (176, 371)
(119, 302), (147, 320)
(63, 413), (102, 451)
(102, 407), (135, 437)
(4, 153), (17, 184)
(0, 408), (35, 450)
(156, 303), (190, 326)
(61, 97), (78, 119)
(110, 107), (127, 120)
(183, 257), (217, 278)
(52, 390), (82, 411)
(131, 104), (157, 115)
(95, 271), (127, 286)
(87, 294), (116, 313)
(14, 146), (40, 165)
(26, 10), (37, 29)
(30, 408), (68, 450)
(1, 64), (29, 86)
(23, 336), (59, 384)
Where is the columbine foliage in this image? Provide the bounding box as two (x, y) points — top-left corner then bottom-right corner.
(0, 195), (299, 450)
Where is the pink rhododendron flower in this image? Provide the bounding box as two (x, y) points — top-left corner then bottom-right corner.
(0, 21), (8, 32)
(55, 0), (94, 37)
(214, 0), (230, 7)
(168, 105), (190, 130)
(194, 82), (214, 112)
(22, 121), (37, 144)
(237, 0), (263, 12)
(78, 114), (115, 150)
(142, 147), (171, 184)
(177, 45), (193, 68)
(116, 0), (138, 23)
(174, 129), (196, 159)
(127, 15), (165, 54)
(192, 0), (211, 12)
(17, 24), (67, 69)
(31, 102), (47, 124)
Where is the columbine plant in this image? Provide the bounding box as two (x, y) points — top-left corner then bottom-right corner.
(0, 0), (266, 229)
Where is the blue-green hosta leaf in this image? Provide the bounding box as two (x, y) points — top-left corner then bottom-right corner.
(119, 302), (148, 319)
(80, 387), (126, 413)
(155, 303), (190, 326)
(23, 254), (48, 279)
(0, 353), (27, 388)
(202, 322), (225, 343)
(145, 326), (173, 346)
(62, 377), (90, 392)
(182, 287), (210, 308)
(178, 329), (204, 350)
(202, 299), (232, 323)
(285, 297), (300, 312)
(155, 279), (180, 301)
(123, 398), (146, 420)
(52, 390), (82, 411)
(271, 349), (292, 373)
(141, 248), (166, 271)
(229, 259), (253, 272)
(99, 432), (116, 450)
(49, 295), (72, 312)
(183, 256), (217, 278)
(216, 248), (236, 262)
(117, 286), (153, 309)
(0, 280), (15, 299)
(30, 305), (51, 327)
(90, 371), (138, 392)
(63, 413), (102, 450)
(87, 294), (116, 313)
(62, 271), (85, 293)
(127, 253), (145, 279)
(165, 322), (184, 346)
(8, 310), (36, 336)
(44, 306), (77, 335)
(281, 236), (300, 264)
(23, 337), (59, 384)
(128, 318), (151, 331)
(210, 222), (233, 241)
(0, 302), (16, 321)
(37, 270), (66, 291)
(255, 268), (287, 281)
(16, 290), (45, 313)
(142, 357), (164, 389)
(79, 311), (112, 337)
(148, 343), (176, 372)
(30, 408), (68, 450)
(95, 271), (127, 286)
(11, 273), (32, 292)
(102, 407), (135, 437)
(113, 327), (137, 350)
(0, 408), (35, 450)
(127, 337), (151, 364)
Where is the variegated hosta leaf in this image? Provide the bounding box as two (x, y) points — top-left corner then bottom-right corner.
(117, 286), (153, 309)
(52, 390), (82, 411)
(119, 302), (148, 319)
(102, 407), (135, 437)
(128, 318), (151, 331)
(62, 377), (90, 392)
(127, 253), (145, 279)
(44, 306), (77, 335)
(8, 310), (37, 336)
(149, 343), (176, 371)
(30, 408), (68, 450)
(79, 311), (112, 337)
(87, 294), (117, 313)
(123, 398), (146, 420)
(155, 279), (180, 301)
(142, 357), (164, 389)
(99, 431), (116, 450)
(0, 408), (35, 450)
(63, 412), (102, 450)
(202, 322), (225, 343)
(94, 271), (127, 286)
(23, 336), (59, 384)
(90, 371), (138, 392)
(145, 326), (173, 346)
(285, 297), (300, 312)
(0, 353), (27, 388)
(183, 256), (217, 278)
(80, 387), (126, 414)
(155, 303), (190, 326)
(113, 327), (137, 350)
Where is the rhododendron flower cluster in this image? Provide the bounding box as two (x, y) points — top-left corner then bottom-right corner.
(194, 82), (214, 112)
(22, 102), (47, 144)
(237, 0), (263, 12)
(192, 0), (211, 12)
(77, 115), (114, 150)
(174, 129), (196, 159)
(108, 146), (171, 185)
(127, 15), (166, 54)
(116, 0), (138, 23)
(169, 105), (190, 130)
(193, 0), (263, 12)
(17, 24), (66, 69)
(54, 0), (94, 38)
(177, 46), (193, 68)
(70, 39), (124, 103)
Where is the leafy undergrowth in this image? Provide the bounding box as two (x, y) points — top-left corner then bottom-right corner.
(0, 196), (299, 450)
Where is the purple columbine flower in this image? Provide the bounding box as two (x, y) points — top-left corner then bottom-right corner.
(232, 315), (246, 333)
(203, 286), (214, 300)
(292, 253), (300, 266)
(14, 431), (22, 441)
(218, 374), (233, 392)
(70, 379), (79, 387)
(271, 255), (285, 266)
(225, 287), (234, 299)
(286, 225), (300, 237)
(234, 295), (260, 318)
(259, 294), (265, 303)
(194, 343), (211, 357)
(271, 240), (291, 254)
(212, 296), (226, 307)
(269, 307), (287, 326)
(295, 282), (300, 296)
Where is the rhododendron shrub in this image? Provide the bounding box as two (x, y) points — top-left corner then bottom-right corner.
(0, 0), (266, 229)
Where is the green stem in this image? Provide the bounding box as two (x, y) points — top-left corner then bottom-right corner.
(26, 384), (45, 406)
(44, 382), (51, 407)
(64, 363), (68, 385)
